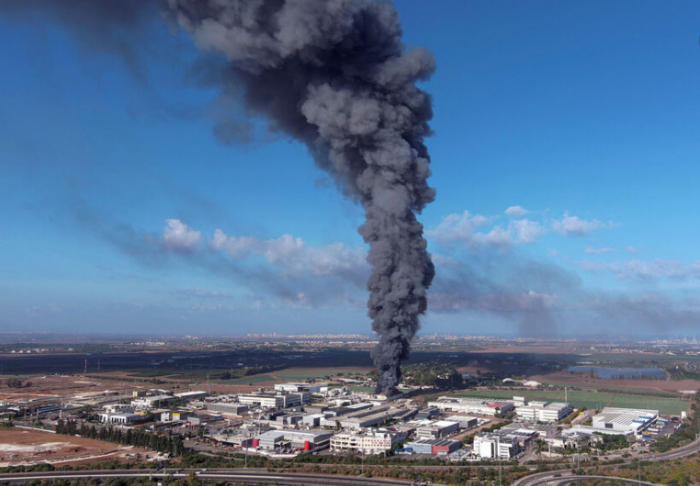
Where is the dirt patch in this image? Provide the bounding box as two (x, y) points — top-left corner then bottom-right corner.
(0, 428), (149, 466)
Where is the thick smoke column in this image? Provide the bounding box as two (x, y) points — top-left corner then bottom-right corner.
(165, 0), (436, 392)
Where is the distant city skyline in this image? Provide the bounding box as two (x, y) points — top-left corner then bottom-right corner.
(1, 1), (700, 337)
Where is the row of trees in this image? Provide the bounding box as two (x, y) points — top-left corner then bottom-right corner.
(401, 362), (464, 388)
(4, 378), (31, 388)
(55, 420), (185, 456)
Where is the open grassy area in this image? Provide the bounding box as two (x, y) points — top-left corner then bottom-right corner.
(275, 368), (371, 380)
(218, 375), (277, 385)
(453, 389), (689, 415)
(541, 382), (679, 397)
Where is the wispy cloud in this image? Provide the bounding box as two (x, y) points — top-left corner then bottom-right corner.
(505, 205), (529, 217)
(577, 258), (700, 282)
(552, 212), (615, 236)
(585, 246), (614, 255)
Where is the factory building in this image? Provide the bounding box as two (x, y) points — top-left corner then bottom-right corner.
(274, 383), (323, 394)
(473, 429), (539, 459)
(587, 407), (658, 435)
(444, 415), (479, 430)
(330, 431), (407, 455)
(174, 391), (208, 400)
(131, 395), (176, 409)
(205, 402), (249, 416)
(238, 392), (310, 409)
(404, 438), (461, 455)
(516, 401), (573, 422)
(415, 420), (460, 439)
(338, 406), (411, 430)
(160, 410), (193, 422)
(99, 412), (143, 425)
(428, 397), (515, 416)
(255, 429), (333, 451)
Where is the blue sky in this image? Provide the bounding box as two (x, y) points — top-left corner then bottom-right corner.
(1, 1), (699, 337)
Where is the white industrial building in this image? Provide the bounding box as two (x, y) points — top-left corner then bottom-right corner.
(414, 420), (460, 439)
(98, 412), (143, 425)
(238, 392), (310, 409)
(330, 431), (406, 454)
(256, 429), (333, 451)
(444, 415), (479, 430)
(174, 390), (208, 400)
(274, 382), (323, 394)
(516, 400), (573, 422)
(131, 395), (176, 408)
(205, 402), (249, 415)
(473, 429), (538, 459)
(428, 397), (515, 416)
(585, 407), (658, 435)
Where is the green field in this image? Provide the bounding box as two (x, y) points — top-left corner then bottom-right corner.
(218, 375), (277, 385)
(541, 383), (679, 397)
(275, 369), (371, 380)
(454, 390), (689, 416)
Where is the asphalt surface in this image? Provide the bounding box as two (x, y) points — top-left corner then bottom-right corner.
(0, 469), (415, 485)
(524, 473), (663, 486)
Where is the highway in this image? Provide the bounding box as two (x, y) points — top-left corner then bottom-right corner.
(512, 438), (700, 486)
(0, 438), (697, 484)
(0, 469), (415, 485)
(524, 473), (663, 486)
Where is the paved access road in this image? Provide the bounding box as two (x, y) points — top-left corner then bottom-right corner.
(521, 473), (663, 486)
(0, 469), (414, 485)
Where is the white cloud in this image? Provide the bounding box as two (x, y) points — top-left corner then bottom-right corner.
(552, 212), (613, 236)
(212, 229), (367, 278)
(505, 205), (529, 217)
(626, 246), (638, 253)
(511, 219), (545, 243)
(471, 226), (512, 246)
(585, 246), (614, 255)
(430, 212), (545, 247)
(163, 219), (202, 252)
(427, 210), (490, 243)
(177, 287), (232, 298)
(576, 258), (700, 281)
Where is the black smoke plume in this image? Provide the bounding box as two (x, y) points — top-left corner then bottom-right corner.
(164, 0), (436, 392)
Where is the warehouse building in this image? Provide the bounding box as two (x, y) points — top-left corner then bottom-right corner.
(255, 429), (333, 451)
(339, 406), (410, 430)
(330, 431), (407, 455)
(238, 392), (310, 409)
(473, 429), (538, 459)
(174, 390), (208, 400)
(205, 402), (249, 416)
(99, 412), (143, 425)
(404, 438), (461, 455)
(274, 382), (323, 394)
(131, 395), (176, 408)
(444, 415), (479, 430)
(587, 407), (658, 435)
(428, 397), (515, 416)
(415, 420), (459, 439)
(516, 401), (573, 422)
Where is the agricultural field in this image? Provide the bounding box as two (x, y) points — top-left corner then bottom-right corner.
(275, 367), (371, 380)
(217, 367), (371, 385)
(453, 389), (689, 415)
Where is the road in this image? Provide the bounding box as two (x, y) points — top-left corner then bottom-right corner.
(512, 438), (700, 486)
(523, 473), (663, 486)
(0, 469), (415, 485)
(648, 437), (700, 461)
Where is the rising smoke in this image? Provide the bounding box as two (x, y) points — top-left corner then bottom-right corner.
(163, 0), (436, 391)
(2, 0), (437, 390)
